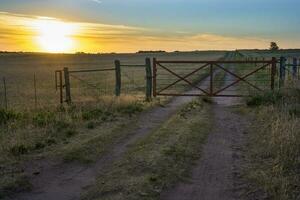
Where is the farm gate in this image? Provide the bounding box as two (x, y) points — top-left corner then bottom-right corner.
(153, 58), (277, 97)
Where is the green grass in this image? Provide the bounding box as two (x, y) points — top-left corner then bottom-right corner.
(81, 99), (212, 200)
(244, 87), (300, 200)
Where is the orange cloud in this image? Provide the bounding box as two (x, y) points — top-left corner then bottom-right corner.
(0, 12), (290, 53)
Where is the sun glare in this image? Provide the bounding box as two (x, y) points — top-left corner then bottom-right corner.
(33, 19), (77, 53)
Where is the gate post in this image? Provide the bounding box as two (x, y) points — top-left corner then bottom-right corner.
(271, 57), (276, 90)
(63, 67), (71, 104)
(145, 58), (152, 101)
(153, 58), (157, 97)
(114, 60), (121, 96)
(210, 63), (213, 96)
(292, 58), (297, 79)
(279, 57), (286, 87)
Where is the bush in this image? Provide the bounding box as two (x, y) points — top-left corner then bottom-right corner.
(246, 90), (283, 107)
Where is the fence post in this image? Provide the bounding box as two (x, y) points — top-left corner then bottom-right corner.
(34, 73), (37, 109)
(145, 58), (152, 101)
(210, 63), (213, 96)
(271, 57), (276, 90)
(279, 57), (286, 87)
(292, 58), (297, 79)
(3, 77), (7, 110)
(114, 60), (121, 96)
(63, 67), (71, 104)
(153, 58), (157, 97)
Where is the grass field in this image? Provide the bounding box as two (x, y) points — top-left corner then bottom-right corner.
(0, 49), (299, 199)
(0, 51), (225, 110)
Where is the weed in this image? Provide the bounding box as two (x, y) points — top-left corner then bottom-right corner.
(0, 109), (20, 125)
(32, 110), (56, 127)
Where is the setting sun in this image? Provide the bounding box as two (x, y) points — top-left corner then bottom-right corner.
(33, 18), (77, 53)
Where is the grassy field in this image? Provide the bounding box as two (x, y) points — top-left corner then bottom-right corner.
(0, 51), (225, 198)
(0, 51), (225, 109)
(0, 49), (299, 199)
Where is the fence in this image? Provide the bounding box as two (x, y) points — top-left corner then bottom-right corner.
(279, 57), (300, 87)
(54, 58), (152, 105)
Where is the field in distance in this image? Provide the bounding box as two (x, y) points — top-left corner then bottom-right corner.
(0, 51), (225, 109)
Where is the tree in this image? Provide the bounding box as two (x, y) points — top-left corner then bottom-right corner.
(270, 42), (279, 51)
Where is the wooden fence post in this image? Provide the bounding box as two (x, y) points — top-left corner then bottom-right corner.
(34, 73), (37, 108)
(292, 58), (297, 79)
(210, 63), (213, 96)
(114, 60), (121, 96)
(63, 67), (71, 104)
(3, 77), (7, 110)
(271, 57), (276, 90)
(153, 58), (157, 97)
(145, 58), (152, 101)
(279, 57), (286, 87)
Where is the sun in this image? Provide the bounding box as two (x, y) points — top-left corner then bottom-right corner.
(33, 19), (77, 53)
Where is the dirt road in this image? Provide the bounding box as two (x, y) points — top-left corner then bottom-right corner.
(7, 76), (213, 200)
(161, 72), (249, 200)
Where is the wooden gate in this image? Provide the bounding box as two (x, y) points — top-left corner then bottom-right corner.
(153, 58), (277, 97)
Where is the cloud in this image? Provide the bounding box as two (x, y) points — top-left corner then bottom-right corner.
(1, 11), (293, 53)
(91, 0), (102, 4)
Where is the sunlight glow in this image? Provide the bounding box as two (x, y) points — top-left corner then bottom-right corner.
(33, 19), (77, 53)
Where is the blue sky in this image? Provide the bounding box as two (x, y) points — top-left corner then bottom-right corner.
(1, 0), (300, 52)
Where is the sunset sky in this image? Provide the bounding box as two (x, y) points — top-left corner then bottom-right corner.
(1, 0), (300, 53)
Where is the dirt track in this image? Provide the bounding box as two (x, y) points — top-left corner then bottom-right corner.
(160, 101), (248, 200)
(7, 71), (250, 200)
(161, 72), (249, 200)
(7, 76), (213, 200)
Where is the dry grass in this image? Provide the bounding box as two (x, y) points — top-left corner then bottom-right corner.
(245, 88), (300, 200)
(0, 51), (224, 109)
(0, 96), (155, 197)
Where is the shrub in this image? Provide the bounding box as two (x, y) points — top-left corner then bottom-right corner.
(246, 90), (283, 107)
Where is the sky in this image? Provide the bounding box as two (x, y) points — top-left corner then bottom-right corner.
(0, 0), (300, 53)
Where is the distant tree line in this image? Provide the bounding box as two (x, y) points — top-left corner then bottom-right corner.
(137, 50), (166, 54)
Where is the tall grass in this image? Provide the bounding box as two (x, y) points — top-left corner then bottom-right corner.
(246, 88), (300, 200)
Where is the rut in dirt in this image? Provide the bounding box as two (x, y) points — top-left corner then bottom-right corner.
(6, 76), (213, 200)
